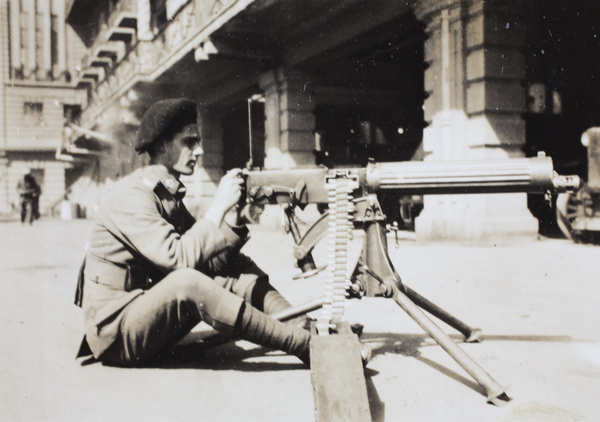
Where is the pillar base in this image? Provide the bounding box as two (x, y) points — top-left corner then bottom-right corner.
(415, 193), (539, 242)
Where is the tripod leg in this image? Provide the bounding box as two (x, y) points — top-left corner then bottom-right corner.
(270, 297), (324, 322)
(392, 285), (508, 405)
(403, 285), (482, 342)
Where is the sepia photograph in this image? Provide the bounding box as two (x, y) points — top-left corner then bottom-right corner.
(1, 0), (599, 421)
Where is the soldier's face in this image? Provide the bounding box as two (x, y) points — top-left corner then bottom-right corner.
(165, 123), (203, 176)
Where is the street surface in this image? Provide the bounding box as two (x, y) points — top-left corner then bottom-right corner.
(0, 216), (599, 421)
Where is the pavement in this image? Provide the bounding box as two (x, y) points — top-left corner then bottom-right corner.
(0, 216), (599, 422)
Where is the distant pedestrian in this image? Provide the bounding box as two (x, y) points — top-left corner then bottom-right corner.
(17, 172), (41, 225)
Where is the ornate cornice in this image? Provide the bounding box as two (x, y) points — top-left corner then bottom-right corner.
(415, 0), (523, 22)
(81, 0), (255, 126)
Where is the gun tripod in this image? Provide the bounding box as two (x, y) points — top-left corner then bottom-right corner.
(275, 195), (510, 406)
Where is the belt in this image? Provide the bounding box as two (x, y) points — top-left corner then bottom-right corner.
(84, 254), (155, 292)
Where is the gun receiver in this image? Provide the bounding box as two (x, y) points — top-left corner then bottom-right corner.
(244, 156), (580, 206)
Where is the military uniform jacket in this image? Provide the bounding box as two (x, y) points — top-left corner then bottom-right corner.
(76, 165), (249, 358)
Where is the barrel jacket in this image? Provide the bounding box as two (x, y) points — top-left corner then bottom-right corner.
(76, 164), (249, 358)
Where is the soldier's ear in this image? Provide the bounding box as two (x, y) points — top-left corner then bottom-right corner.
(147, 140), (167, 158)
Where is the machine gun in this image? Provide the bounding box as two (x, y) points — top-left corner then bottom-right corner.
(244, 154), (579, 290)
(240, 154), (579, 415)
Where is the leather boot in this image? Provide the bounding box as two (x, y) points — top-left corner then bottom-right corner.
(247, 282), (311, 328)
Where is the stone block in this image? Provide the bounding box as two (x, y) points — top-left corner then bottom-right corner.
(422, 94), (439, 122)
(423, 59), (439, 92)
(290, 151), (317, 166)
(466, 49), (485, 81)
(280, 94), (315, 114)
(466, 81), (485, 114)
(199, 139), (223, 154)
(422, 109), (469, 159)
(280, 131), (317, 152)
(280, 110), (315, 132)
(466, 114), (525, 148)
(465, 13), (524, 49)
(466, 48), (525, 81)
(466, 14), (485, 47)
(423, 31), (440, 62)
(484, 80), (525, 112)
(415, 192), (538, 242)
(199, 152), (223, 168)
(466, 80), (525, 114)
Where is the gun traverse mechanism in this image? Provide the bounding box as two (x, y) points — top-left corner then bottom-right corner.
(239, 154), (579, 407)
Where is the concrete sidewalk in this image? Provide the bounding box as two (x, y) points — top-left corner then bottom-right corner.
(0, 217), (599, 421)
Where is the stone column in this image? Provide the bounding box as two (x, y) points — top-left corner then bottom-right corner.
(0, 0), (10, 213)
(0, 0), (8, 137)
(39, 0), (51, 78)
(43, 161), (67, 213)
(258, 68), (316, 168)
(182, 107), (225, 216)
(414, 0), (538, 241)
(9, 0), (21, 74)
(25, 0), (35, 79)
(136, 0), (155, 75)
(52, 0), (67, 77)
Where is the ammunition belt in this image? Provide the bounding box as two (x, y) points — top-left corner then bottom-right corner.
(316, 172), (357, 335)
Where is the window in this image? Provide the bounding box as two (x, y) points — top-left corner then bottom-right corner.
(63, 104), (81, 123)
(24, 102), (43, 126)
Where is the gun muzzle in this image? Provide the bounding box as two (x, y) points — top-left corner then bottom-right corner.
(552, 174), (581, 192)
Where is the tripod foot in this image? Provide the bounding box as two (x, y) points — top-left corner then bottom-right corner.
(487, 391), (511, 407)
(350, 323), (364, 337)
(465, 328), (483, 343)
(392, 286), (508, 404)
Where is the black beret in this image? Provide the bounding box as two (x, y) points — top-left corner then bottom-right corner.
(135, 98), (198, 153)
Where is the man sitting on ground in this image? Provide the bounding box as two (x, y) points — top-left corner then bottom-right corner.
(74, 98), (337, 367)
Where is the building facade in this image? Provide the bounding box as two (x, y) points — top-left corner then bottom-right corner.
(45, 0), (600, 239)
(0, 0), (88, 215)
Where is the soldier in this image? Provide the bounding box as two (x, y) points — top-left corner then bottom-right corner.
(74, 98), (341, 367)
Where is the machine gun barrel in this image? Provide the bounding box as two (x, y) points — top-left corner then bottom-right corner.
(366, 156), (580, 195)
(245, 156), (580, 206)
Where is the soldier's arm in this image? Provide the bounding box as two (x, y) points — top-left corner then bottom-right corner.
(100, 185), (232, 272)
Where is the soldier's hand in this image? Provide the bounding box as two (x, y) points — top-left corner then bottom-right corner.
(214, 169), (244, 212)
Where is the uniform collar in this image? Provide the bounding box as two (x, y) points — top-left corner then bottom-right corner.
(142, 165), (187, 199)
